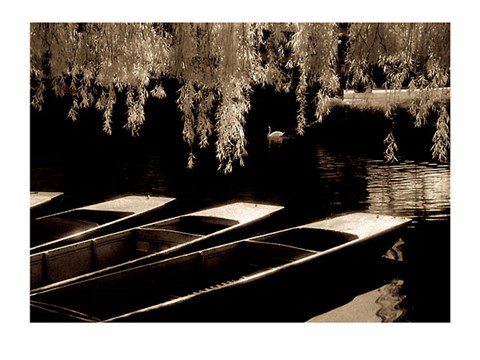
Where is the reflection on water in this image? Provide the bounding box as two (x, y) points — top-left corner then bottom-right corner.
(311, 144), (450, 322)
(384, 238), (406, 262)
(365, 160), (450, 221)
(31, 138), (450, 322)
(376, 279), (407, 322)
(314, 146), (450, 221)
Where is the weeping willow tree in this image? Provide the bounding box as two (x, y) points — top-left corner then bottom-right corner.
(30, 23), (450, 172)
(343, 23), (450, 162)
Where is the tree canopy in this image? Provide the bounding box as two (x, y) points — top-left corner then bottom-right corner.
(30, 23), (450, 172)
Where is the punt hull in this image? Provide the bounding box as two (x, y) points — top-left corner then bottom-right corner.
(30, 212), (411, 322)
(30, 192), (64, 218)
(30, 192), (64, 209)
(31, 202), (284, 292)
(30, 195), (176, 253)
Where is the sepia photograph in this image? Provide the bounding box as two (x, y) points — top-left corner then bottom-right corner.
(29, 21), (450, 323)
(3, 1), (478, 358)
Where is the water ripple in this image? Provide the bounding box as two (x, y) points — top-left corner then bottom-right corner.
(376, 279), (407, 322)
(365, 160), (450, 221)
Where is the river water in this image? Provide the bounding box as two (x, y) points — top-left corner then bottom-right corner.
(30, 130), (450, 322)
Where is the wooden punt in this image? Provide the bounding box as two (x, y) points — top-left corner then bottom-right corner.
(30, 192), (64, 209)
(30, 195), (176, 253)
(30, 191), (64, 218)
(30, 201), (284, 292)
(30, 212), (411, 322)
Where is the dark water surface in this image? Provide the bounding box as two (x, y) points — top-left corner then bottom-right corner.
(31, 133), (450, 322)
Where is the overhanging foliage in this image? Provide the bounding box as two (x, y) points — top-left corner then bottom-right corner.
(30, 23), (450, 172)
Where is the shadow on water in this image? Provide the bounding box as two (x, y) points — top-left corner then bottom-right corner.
(399, 220), (450, 322)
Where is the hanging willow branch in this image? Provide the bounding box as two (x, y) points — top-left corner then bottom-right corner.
(431, 104), (450, 163)
(30, 22), (450, 171)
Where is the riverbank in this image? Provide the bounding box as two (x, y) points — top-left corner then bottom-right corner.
(303, 88), (450, 163)
(342, 87), (450, 110)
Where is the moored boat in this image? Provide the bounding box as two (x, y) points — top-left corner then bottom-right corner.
(30, 212), (411, 322)
(31, 201), (284, 292)
(30, 192), (64, 218)
(30, 192), (64, 209)
(30, 195), (176, 253)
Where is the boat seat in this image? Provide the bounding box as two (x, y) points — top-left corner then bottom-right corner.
(140, 216), (239, 235)
(134, 228), (203, 253)
(31, 217), (99, 246)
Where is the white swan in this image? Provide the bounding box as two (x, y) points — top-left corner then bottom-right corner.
(267, 126), (284, 138)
